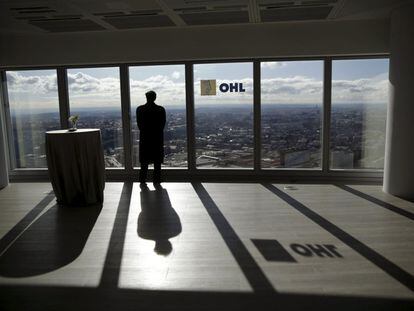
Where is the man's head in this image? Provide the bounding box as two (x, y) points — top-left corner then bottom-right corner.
(145, 90), (157, 103)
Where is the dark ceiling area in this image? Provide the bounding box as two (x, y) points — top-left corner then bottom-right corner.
(0, 0), (408, 33)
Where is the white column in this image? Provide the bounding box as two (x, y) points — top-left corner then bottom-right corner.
(383, 4), (414, 200)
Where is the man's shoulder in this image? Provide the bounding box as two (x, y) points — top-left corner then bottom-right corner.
(148, 104), (165, 112)
(137, 103), (165, 112)
(155, 104), (165, 111)
(136, 104), (147, 113)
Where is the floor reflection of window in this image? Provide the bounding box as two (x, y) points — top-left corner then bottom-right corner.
(331, 59), (389, 169)
(6, 70), (60, 168)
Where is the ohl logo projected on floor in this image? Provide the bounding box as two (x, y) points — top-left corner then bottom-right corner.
(200, 79), (246, 96)
(252, 239), (343, 263)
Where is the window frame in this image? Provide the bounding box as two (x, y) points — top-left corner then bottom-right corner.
(65, 65), (125, 169)
(0, 54), (389, 182)
(128, 63), (188, 170)
(259, 58), (326, 171)
(329, 56), (389, 172)
(193, 60), (255, 170)
(2, 68), (61, 170)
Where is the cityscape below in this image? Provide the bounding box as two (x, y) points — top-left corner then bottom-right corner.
(10, 103), (386, 170)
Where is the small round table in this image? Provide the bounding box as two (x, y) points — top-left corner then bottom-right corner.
(45, 129), (105, 206)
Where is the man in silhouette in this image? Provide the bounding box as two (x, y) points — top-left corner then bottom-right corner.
(137, 90), (166, 184)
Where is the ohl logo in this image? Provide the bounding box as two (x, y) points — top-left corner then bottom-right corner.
(252, 239), (343, 263)
(200, 80), (246, 96)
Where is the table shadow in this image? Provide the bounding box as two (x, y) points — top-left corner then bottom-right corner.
(0, 204), (102, 278)
(138, 184), (182, 256)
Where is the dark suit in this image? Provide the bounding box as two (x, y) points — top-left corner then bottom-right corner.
(136, 102), (166, 183)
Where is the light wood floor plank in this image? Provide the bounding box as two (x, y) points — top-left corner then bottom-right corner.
(0, 182), (413, 302)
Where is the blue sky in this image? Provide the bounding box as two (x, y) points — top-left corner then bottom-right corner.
(6, 58), (389, 110)
(333, 59), (388, 79)
(261, 60), (323, 79)
(194, 62), (252, 80)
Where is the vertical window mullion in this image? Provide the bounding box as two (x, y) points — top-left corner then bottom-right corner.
(0, 71), (14, 170)
(185, 63), (196, 172)
(322, 58), (332, 173)
(0, 71), (16, 170)
(120, 65), (133, 173)
(57, 67), (70, 129)
(253, 60), (261, 172)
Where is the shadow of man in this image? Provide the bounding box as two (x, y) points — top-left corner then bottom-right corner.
(138, 184), (182, 256)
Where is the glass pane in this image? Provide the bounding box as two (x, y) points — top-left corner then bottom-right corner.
(261, 61), (323, 168)
(6, 70), (60, 168)
(129, 65), (187, 168)
(194, 63), (253, 168)
(331, 59), (389, 169)
(67, 67), (123, 168)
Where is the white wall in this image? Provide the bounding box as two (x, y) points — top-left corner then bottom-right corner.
(0, 19), (389, 67)
(383, 4), (414, 200)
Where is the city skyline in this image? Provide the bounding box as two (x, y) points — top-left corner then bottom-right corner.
(8, 101), (389, 115)
(8, 103), (386, 170)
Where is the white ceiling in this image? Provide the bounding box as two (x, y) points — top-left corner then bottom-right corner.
(0, 0), (408, 34)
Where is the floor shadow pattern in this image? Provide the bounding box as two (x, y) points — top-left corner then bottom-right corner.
(0, 202), (102, 278)
(262, 183), (414, 292)
(192, 182), (274, 292)
(336, 184), (414, 220)
(0, 191), (55, 255)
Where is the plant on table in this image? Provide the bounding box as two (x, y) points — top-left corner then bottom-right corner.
(68, 115), (80, 131)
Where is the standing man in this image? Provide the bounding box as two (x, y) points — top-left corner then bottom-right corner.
(137, 90), (166, 184)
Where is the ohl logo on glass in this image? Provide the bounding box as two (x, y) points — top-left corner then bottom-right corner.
(200, 80), (246, 96)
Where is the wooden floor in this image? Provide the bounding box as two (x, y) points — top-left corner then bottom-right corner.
(0, 182), (413, 310)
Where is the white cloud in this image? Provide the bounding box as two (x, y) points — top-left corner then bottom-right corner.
(261, 62), (286, 69)
(261, 75), (323, 104)
(171, 71), (181, 79)
(65, 72), (122, 107)
(68, 72), (120, 96)
(6, 71), (57, 94)
(6, 71), (58, 109)
(261, 73), (388, 104)
(130, 74), (185, 106)
(6, 71), (389, 108)
(332, 73), (389, 103)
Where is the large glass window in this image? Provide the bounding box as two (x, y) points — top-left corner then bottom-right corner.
(2, 57), (389, 175)
(6, 70), (60, 168)
(261, 61), (323, 168)
(194, 63), (253, 168)
(331, 59), (389, 169)
(129, 65), (187, 168)
(67, 67), (123, 168)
